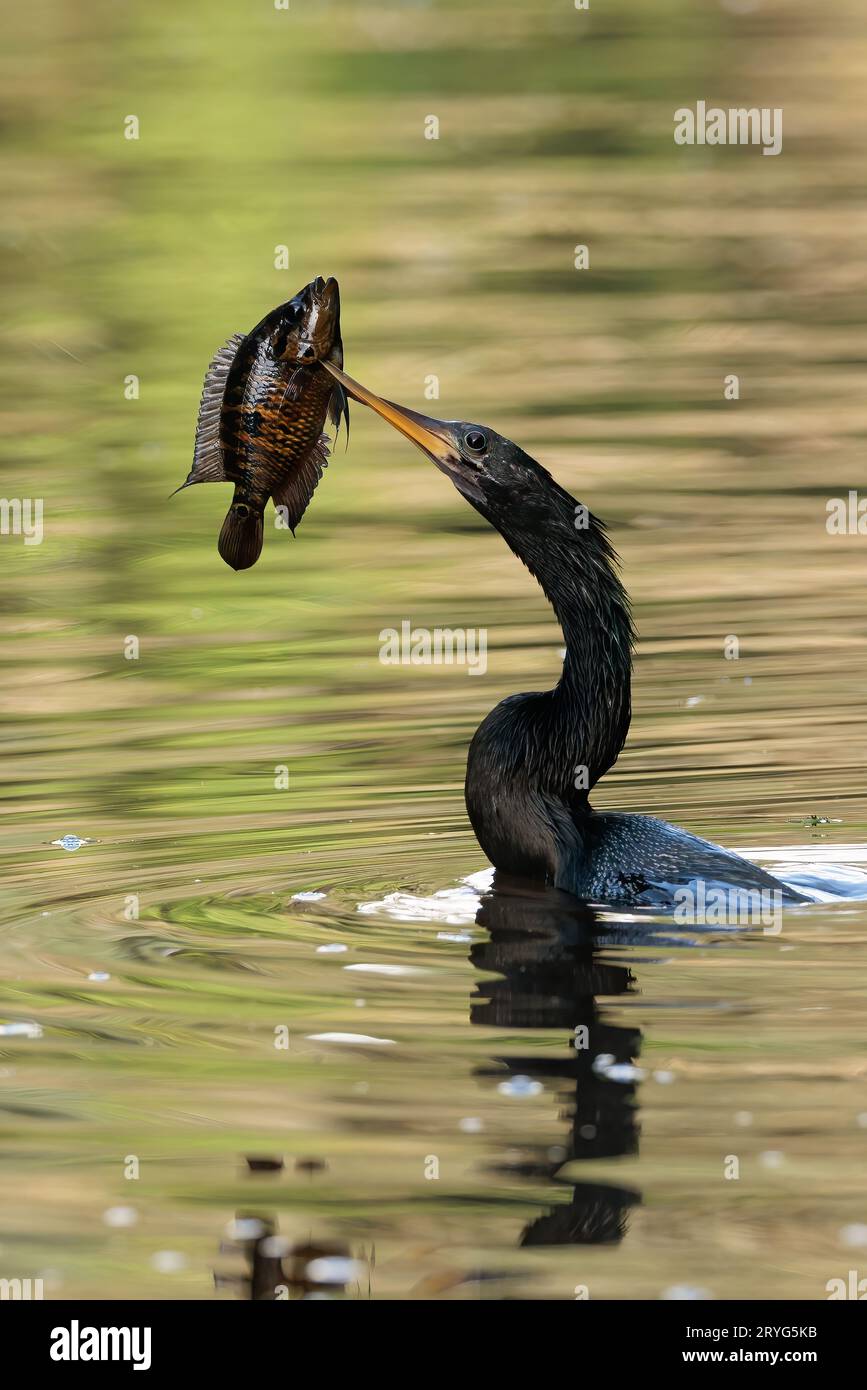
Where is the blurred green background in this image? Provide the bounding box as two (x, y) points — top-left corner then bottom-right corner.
(0, 0), (866, 1300)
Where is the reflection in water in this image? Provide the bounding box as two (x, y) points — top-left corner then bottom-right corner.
(471, 875), (641, 1248)
(216, 1216), (364, 1301)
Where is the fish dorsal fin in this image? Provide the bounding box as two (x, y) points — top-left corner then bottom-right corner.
(271, 433), (331, 535)
(175, 332), (245, 492)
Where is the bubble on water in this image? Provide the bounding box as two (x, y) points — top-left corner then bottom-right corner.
(459, 1117), (483, 1133)
(103, 1206), (137, 1228)
(260, 1235), (292, 1259)
(52, 834), (90, 852)
(308, 1032), (395, 1046)
(759, 1150), (784, 1169)
(497, 1075), (542, 1098)
(547, 1145), (567, 1163)
(839, 1224), (867, 1250)
(226, 1217), (267, 1241)
(151, 1250), (186, 1274)
(579, 1124), (597, 1140)
(661, 1284), (713, 1300)
(0, 1021), (42, 1039)
(293, 891), (327, 902)
(306, 1256), (365, 1285)
(593, 1054), (645, 1083)
(316, 943), (347, 954)
(88, 972), (110, 982)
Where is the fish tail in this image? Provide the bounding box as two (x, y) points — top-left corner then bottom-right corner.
(218, 501), (264, 571)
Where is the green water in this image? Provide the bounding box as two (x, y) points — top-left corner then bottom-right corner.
(1, 0), (866, 1299)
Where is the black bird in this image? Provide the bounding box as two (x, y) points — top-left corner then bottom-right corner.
(326, 363), (802, 909)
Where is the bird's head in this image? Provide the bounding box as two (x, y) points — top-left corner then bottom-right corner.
(322, 363), (562, 532)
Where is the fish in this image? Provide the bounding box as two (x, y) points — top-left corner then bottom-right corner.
(176, 276), (350, 570)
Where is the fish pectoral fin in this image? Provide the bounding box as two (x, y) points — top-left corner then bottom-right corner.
(271, 433), (331, 535)
(178, 331), (246, 492)
(328, 383), (350, 444)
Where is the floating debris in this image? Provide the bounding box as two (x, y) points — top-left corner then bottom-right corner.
(260, 1235), (292, 1259)
(343, 963), (423, 977)
(497, 1075), (542, 1098)
(316, 943), (348, 954)
(151, 1250), (186, 1274)
(685, 696), (705, 708)
(226, 1217), (268, 1242)
(653, 1069), (675, 1085)
(839, 1224), (867, 1250)
(735, 1110), (753, 1127)
(307, 1032), (395, 1046)
(437, 931), (472, 943)
(88, 971), (110, 982)
(52, 834), (90, 852)
(245, 1156), (284, 1174)
(0, 1021), (42, 1039)
(103, 1206), (137, 1228)
(787, 815), (840, 827)
(295, 1157), (327, 1178)
(293, 891), (328, 902)
(306, 1256), (364, 1286)
(592, 1053), (645, 1084)
(661, 1284), (713, 1301)
(759, 1150), (784, 1169)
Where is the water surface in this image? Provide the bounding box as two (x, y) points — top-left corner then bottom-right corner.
(1, 0), (866, 1299)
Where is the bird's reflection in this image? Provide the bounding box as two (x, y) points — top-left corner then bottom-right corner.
(470, 873), (642, 1246)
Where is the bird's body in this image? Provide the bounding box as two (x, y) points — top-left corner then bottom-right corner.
(324, 361), (803, 909)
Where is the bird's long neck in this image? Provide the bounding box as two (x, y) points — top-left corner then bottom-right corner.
(489, 478), (634, 797)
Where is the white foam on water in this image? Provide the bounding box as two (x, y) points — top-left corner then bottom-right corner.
(307, 1032), (396, 1046)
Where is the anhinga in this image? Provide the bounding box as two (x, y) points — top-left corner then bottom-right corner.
(326, 362), (801, 908)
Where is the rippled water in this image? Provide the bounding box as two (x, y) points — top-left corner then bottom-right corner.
(1, 0), (866, 1299)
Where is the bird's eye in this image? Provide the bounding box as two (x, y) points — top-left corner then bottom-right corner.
(464, 430), (487, 453)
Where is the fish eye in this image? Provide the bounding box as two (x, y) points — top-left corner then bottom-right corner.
(464, 430), (487, 453)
